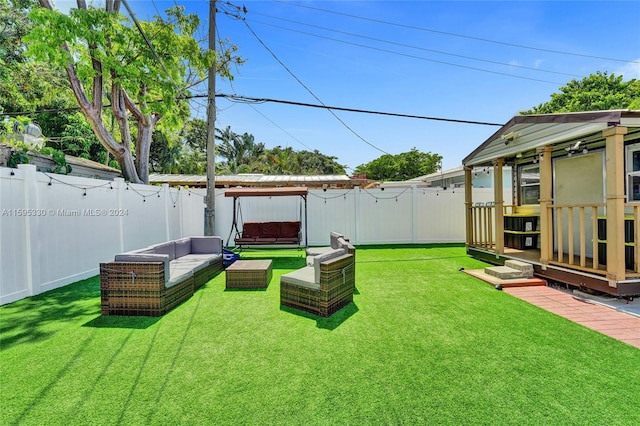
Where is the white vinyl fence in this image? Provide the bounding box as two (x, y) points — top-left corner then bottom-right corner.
(0, 165), (503, 305)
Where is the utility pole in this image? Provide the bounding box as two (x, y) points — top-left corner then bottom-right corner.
(204, 0), (216, 236)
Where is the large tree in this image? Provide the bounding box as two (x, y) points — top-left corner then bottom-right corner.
(0, 0), (74, 113)
(26, 0), (240, 183)
(216, 126), (266, 174)
(522, 71), (640, 114)
(354, 148), (442, 181)
(150, 118), (208, 174)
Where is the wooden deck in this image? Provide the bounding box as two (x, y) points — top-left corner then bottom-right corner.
(468, 246), (640, 297)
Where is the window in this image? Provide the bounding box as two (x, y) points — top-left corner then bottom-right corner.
(519, 164), (540, 205)
(627, 142), (640, 202)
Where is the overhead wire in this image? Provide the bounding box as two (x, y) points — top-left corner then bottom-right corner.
(248, 12), (583, 80)
(226, 80), (314, 151)
(0, 94), (504, 126)
(245, 19), (563, 85)
(276, 0), (640, 64)
(235, 13), (390, 155)
(121, 0), (180, 94)
(214, 94), (504, 126)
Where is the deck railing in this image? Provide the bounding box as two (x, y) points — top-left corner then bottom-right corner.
(545, 203), (604, 272)
(546, 203), (638, 274)
(628, 204), (639, 274)
(469, 202), (495, 250)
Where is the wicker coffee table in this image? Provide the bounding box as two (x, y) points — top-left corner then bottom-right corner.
(225, 259), (273, 289)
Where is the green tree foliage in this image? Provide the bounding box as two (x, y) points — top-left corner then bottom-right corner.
(1, 1), (110, 166)
(217, 126), (266, 174)
(296, 149), (346, 175)
(0, 0), (69, 113)
(354, 148), (442, 181)
(522, 71), (640, 114)
(215, 126), (346, 175)
(26, 1), (242, 183)
(150, 119), (207, 174)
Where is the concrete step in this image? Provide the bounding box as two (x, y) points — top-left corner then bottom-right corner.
(504, 260), (534, 277)
(484, 266), (528, 280)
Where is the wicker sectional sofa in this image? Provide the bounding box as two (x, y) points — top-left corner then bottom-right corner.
(280, 234), (355, 317)
(100, 236), (224, 316)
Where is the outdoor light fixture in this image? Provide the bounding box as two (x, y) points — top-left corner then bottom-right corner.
(565, 140), (584, 156)
(502, 131), (517, 144)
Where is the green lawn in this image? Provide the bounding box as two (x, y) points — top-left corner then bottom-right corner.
(1, 244), (639, 425)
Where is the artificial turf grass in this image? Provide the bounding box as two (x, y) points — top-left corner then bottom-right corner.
(1, 245), (640, 425)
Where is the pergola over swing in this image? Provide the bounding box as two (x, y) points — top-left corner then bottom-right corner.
(224, 187), (308, 249)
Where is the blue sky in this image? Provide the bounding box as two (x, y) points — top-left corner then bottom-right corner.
(55, 1), (640, 173)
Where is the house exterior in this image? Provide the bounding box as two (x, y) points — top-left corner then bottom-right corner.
(148, 173), (369, 189)
(382, 165), (512, 190)
(462, 110), (640, 296)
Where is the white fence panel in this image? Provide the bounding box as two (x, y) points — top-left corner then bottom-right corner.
(0, 167), (30, 302)
(306, 189), (357, 246)
(356, 187), (414, 244)
(0, 165), (208, 305)
(1, 165), (510, 305)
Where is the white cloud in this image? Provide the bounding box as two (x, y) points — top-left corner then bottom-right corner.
(615, 59), (640, 80)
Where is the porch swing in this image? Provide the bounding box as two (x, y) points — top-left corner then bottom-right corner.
(224, 187), (308, 249)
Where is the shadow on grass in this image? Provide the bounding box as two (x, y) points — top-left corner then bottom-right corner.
(280, 302), (359, 330)
(83, 315), (161, 329)
(224, 286), (269, 292)
(0, 276), (101, 350)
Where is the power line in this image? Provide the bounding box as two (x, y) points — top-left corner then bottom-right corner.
(121, 0), (179, 93)
(214, 94), (504, 126)
(247, 18), (563, 85)
(1, 93), (504, 126)
(277, 1), (640, 64)
(248, 12), (583, 80)
(240, 18), (390, 155)
(226, 80), (314, 151)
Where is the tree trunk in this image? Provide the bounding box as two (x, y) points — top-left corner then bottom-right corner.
(135, 121), (154, 184)
(39, 0), (143, 184)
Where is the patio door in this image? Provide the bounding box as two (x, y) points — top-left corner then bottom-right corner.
(553, 152), (604, 257)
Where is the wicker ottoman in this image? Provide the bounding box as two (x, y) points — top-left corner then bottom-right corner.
(225, 259), (273, 289)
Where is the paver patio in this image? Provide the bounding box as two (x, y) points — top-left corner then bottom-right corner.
(504, 286), (640, 349)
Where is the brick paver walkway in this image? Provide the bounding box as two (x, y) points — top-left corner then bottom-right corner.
(504, 286), (640, 349)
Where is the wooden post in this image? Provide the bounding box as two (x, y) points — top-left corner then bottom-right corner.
(204, 0), (217, 236)
(494, 158), (504, 254)
(464, 166), (473, 248)
(538, 146), (553, 265)
(604, 126), (628, 286)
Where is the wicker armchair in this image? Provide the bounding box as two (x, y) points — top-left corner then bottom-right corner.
(280, 251), (355, 317)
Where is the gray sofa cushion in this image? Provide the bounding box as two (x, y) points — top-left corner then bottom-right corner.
(336, 237), (354, 252)
(167, 264), (194, 288)
(312, 248), (346, 282)
(174, 237), (192, 258)
(173, 254), (221, 273)
(280, 266), (319, 289)
(305, 247), (335, 265)
(149, 241), (176, 261)
(330, 231), (344, 249)
(114, 253), (170, 283)
(191, 236), (222, 254)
